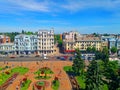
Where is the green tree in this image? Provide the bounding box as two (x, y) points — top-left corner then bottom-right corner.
(85, 60), (103, 90)
(102, 47), (109, 65)
(104, 61), (120, 90)
(72, 49), (85, 76)
(95, 51), (103, 60)
(86, 47), (92, 53)
(111, 47), (117, 54)
(91, 47), (96, 53)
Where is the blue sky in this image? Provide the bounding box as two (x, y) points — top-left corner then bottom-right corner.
(0, 0), (120, 34)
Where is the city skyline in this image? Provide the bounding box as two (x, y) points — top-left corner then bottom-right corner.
(0, 0), (120, 34)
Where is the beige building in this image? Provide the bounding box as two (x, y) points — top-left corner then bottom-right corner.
(63, 36), (102, 52)
(101, 41), (108, 50)
(37, 30), (54, 55)
(62, 31), (80, 41)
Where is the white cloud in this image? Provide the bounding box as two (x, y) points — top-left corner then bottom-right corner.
(1, 0), (120, 14)
(60, 0), (120, 12)
(7, 0), (50, 12)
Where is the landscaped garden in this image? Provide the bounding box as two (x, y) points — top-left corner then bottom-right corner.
(0, 66), (29, 86)
(34, 67), (53, 79)
(52, 77), (59, 90)
(11, 66), (29, 75)
(20, 79), (31, 90)
(33, 81), (50, 90)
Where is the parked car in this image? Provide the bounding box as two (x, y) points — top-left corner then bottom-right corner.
(60, 57), (65, 60)
(69, 57), (73, 61)
(19, 55), (24, 57)
(10, 55), (16, 58)
(56, 56), (60, 59)
(35, 55), (40, 57)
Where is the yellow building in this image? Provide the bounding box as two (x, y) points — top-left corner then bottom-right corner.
(101, 41), (108, 50)
(63, 37), (102, 52)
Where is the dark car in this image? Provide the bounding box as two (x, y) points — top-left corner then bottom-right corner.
(56, 56), (60, 59)
(35, 55), (40, 57)
(19, 55), (24, 57)
(69, 57), (73, 61)
(60, 57), (65, 60)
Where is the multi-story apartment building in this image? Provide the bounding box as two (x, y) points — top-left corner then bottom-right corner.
(14, 34), (38, 55)
(63, 36), (102, 52)
(0, 35), (11, 44)
(116, 39), (120, 50)
(37, 30), (54, 55)
(62, 31), (80, 41)
(0, 43), (14, 54)
(108, 38), (116, 49)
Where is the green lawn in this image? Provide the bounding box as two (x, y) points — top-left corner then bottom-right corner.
(0, 67), (3, 71)
(21, 80), (31, 90)
(52, 80), (59, 90)
(34, 68), (53, 75)
(34, 67), (53, 80)
(0, 73), (12, 85)
(0, 66), (29, 85)
(63, 66), (73, 72)
(76, 76), (85, 89)
(11, 67), (29, 75)
(64, 66), (86, 89)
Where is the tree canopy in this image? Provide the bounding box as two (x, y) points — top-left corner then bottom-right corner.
(110, 47), (117, 54)
(72, 49), (85, 76)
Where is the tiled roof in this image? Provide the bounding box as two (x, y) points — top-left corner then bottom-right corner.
(0, 35), (9, 39)
(76, 36), (101, 41)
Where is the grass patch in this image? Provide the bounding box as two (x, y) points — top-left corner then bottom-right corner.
(76, 76), (85, 89)
(11, 67), (29, 75)
(36, 81), (45, 86)
(21, 79), (31, 90)
(0, 66), (29, 85)
(34, 67), (53, 80)
(64, 66), (85, 89)
(0, 73), (12, 85)
(63, 66), (73, 72)
(34, 67), (53, 75)
(52, 80), (59, 90)
(0, 67), (3, 71)
(103, 84), (108, 90)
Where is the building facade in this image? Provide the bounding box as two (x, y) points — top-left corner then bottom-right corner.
(37, 30), (54, 55)
(62, 31), (80, 41)
(108, 38), (116, 49)
(14, 34), (38, 55)
(0, 43), (14, 54)
(63, 36), (102, 52)
(0, 35), (11, 44)
(116, 39), (120, 50)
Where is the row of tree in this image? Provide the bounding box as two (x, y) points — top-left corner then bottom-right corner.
(72, 48), (120, 90)
(86, 46), (117, 54)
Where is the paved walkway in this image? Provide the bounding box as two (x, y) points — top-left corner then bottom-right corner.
(0, 61), (72, 90)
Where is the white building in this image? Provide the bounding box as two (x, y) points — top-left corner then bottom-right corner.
(0, 43), (14, 54)
(37, 29), (54, 55)
(14, 34), (38, 55)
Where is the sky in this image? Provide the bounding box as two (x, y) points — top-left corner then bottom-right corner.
(0, 0), (120, 34)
